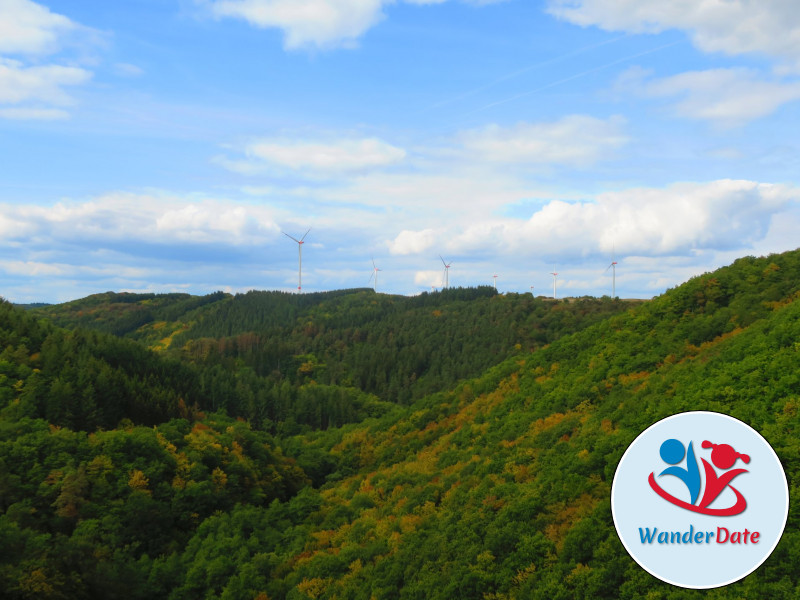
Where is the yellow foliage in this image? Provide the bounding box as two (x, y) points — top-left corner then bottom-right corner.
(128, 469), (150, 492)
(296, 577), (330, 599)
(44, 469), (63, 485)
(155, 430), (177, 455)
(514, 563), (537, 585)
(509, 464), (530, 483)
(618, 371), (650, 385)
(783, 398), (800, 417)
(17, 568), (54, 595)
(400, 513), (422, 532)
(298, 361), (315, 375)
(567, 563), (592, 585)
(685, 327), (743, 356)
(312, 529), (336, 547)
(529, 412), (567, 435)
(544, 493), (598, 548)
(211, 467), (227, 490)
(86, 454), (114, 478)
(230, 440), (245, 459)
(482, 494), (505, 511)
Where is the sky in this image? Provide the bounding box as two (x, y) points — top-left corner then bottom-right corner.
(1, 0), (800, 302)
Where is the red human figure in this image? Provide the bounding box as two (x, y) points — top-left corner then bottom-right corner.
(698, 441), (750, 510)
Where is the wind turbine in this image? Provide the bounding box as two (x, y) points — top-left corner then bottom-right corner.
(493, 274), (498, 290)
(440, 255), (452, 289)
(605, 252), (618, 299)
(282, 228), (310, 292)
(530, 285), (534, 295)
(550, 266), (558, 299)
(368, 257), (382, 292)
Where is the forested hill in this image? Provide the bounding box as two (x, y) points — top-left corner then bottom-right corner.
(33, 287), (631, 418)
(2, 250), (800, 598)
(259, 250), (800, 599)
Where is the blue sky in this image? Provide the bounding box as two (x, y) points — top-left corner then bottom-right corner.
(2, 0), (800, 302)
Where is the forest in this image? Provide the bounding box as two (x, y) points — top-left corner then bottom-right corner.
(1, 250), (800, 598)
(31, 287), (628, 433)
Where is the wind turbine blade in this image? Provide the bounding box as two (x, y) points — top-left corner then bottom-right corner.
(368, 271), (375, 284)
(300, 228), (311, 242)
(604, 263), (612, 273)
(440, 255), (447, 267)
(282, 231), (300, 243)
(372, 256), (377, 269)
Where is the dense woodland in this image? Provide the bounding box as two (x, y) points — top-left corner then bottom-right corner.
(32, 287), (628, 433)
(2, 250), (800, 598)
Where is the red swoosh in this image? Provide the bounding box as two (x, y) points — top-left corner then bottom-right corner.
(648, 472), (747, 516)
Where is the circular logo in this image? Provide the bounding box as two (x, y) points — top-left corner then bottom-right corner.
(611, 411), (789, 588)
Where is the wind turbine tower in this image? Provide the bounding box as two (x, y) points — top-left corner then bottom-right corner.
(605, 254), (618, 299)
(493, 274), (498, 290)
(440, 256), (452, 289)
(368, 257), (382, 292)
(550, 267), (558, 299)
(282, 228), (311, 292)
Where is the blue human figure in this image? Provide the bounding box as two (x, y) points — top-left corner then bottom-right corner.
(659, 439), (701, 505)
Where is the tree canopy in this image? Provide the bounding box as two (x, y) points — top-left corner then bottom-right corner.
(2, 250), (800, 598)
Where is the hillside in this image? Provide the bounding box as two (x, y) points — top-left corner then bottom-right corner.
(33, 288), (630, 433)
(255, 251), (800, 599)
(1, 250), (799, 598)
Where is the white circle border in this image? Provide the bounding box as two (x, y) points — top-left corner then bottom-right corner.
(611, 410), (790, 589)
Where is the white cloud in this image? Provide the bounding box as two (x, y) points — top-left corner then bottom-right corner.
(0, 193), (280, 246)
(0, 2), (93, 120)
(459, 115), (628, 165)
(2, 260), (67, 277)
(217, 136), (406, 174)
(311, 170), (539, 219)
(617, 66), (800, 126)
(156, 203), (278, 242)
(0, 59), (91, 105)
(250, 137), (405, 170)
(0, 0), (75, 55)
(210, 0), (387, 49)
(446, 179), (796, 257)
(208, 0), (506, 50)
(414, 269), (445, 287)
(389, 228), (438, 255)
(547, 0), (800, 68)
(0, 211), (38, 238)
